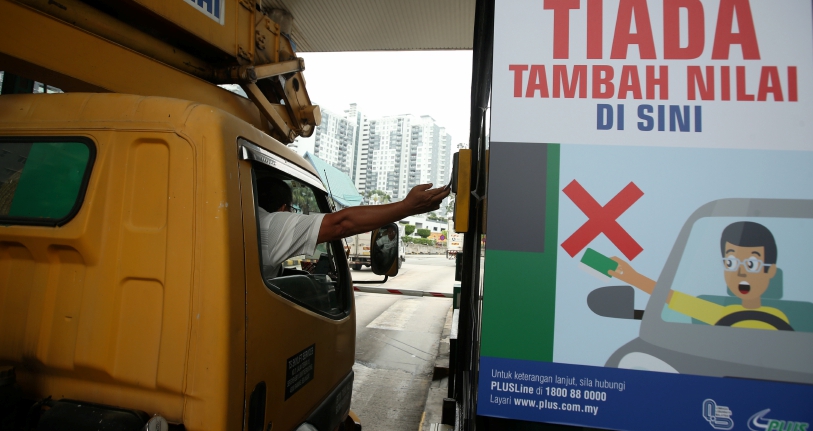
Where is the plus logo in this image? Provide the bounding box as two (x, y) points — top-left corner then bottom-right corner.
(749, 409), (810, 431)
(561, 180), (643, 260)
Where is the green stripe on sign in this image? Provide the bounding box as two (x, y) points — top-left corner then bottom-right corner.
(481, 249), (557, 361)
(480, 144), (560, 362)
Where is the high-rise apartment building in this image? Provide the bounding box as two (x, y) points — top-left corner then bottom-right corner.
(308, 106), (452, 205)
(366, 115), (413, 200)
(410, 115), (451, 192)
(367, 114), (451, 201)
(344, 103), (370, 192)
(312, 107), (357, 177)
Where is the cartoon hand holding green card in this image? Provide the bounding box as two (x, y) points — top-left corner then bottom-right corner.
(580, 248), (656, 294)
(579, 248), (618, 279)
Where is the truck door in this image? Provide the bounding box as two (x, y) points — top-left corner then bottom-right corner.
(236, 139), (355, 431)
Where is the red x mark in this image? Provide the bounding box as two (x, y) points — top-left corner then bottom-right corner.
(561, 180), (644, 260)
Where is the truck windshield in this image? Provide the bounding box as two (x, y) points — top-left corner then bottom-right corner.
(0, 138), (93, 225)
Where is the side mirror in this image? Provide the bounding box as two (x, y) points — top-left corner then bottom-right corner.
(370, 223), (400, 276)
(587, 285), (644, 320)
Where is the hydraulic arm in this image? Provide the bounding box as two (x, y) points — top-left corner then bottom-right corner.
(3, 0), (320, 143)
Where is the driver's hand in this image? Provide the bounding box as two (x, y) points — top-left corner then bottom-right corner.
(403, 183), (451, 214)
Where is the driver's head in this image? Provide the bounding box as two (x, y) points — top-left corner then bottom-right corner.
(257, 176), (292, 213)
(719, 221), (777, 301)
(387, 226), (396, 240)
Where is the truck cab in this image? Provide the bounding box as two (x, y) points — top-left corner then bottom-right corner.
(0, 0), (361, 429)
(0, 92), (358, 431)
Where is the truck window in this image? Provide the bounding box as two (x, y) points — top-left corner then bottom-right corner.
(0, 138), (93, 225)
(252, 166), (351, 319)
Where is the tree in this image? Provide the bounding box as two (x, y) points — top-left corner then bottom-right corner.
(427, 211), (444, 222)
(363, 189), (391, 205)
(290, 182), (319, 214)
(417, 228), (431, 239)
(405, 224), (416, 236)
(444, 195), (455, 215)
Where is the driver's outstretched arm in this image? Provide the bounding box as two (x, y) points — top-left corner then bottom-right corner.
(318, 183), (450, 243)
(608, 257), (657, 294)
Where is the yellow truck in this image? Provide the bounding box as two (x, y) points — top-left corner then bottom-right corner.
(0, 0), (371, 429)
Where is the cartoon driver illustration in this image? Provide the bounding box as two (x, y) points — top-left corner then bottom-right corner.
(610, 221), (793, 331)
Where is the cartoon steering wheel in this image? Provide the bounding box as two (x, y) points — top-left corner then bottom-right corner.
(715, 311), (794, 331)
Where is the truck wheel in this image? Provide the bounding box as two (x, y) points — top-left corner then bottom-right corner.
(352, 264), (362, 271)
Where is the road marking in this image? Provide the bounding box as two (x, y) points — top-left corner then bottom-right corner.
(366, 298), (420, 331)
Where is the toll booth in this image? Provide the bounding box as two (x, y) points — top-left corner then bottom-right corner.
(450, 1), (813, 430)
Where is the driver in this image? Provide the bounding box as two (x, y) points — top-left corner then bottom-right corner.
(376, 225), (398, 251)
(257, 176), (449, 279)
(609, 221), (791, 330)
(375, 225), (399, 264)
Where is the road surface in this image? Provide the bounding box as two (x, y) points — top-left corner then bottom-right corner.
(350, 254), (454, 431)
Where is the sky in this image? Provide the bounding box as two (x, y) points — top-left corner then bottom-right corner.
(292, 50), (473, 155)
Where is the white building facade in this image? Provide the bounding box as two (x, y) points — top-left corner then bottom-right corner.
(366, 115), (414, 200)
(312, 107), (357, 177)
(400, 214), (447, 235)
(366, 114), (451, 201)
(410, 115), (451, 191)
(307, 106), (453, 206)
(344, 103), (370, 192)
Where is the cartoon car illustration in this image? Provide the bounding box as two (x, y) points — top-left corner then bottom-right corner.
(586, 198), (813, 384)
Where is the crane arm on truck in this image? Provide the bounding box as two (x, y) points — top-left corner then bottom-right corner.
(3, 0), (320, 144)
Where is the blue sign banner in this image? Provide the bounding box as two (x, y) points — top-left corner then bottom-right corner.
(479, 356), (813, 431)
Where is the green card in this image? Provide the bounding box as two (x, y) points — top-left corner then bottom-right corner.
(580, 248), (618, 278)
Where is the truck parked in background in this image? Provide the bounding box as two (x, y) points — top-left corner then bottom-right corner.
(347, 232), (372, 271)
(348, 225), (404, 271)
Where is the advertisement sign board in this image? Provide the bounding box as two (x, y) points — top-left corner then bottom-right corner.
(479, 1), (813, 430)
(448, 219), (464, 252)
